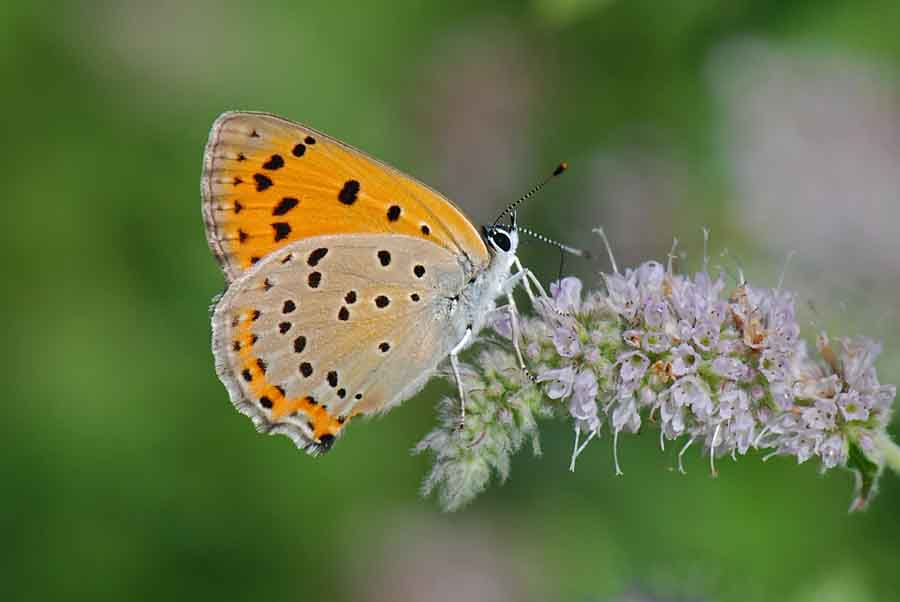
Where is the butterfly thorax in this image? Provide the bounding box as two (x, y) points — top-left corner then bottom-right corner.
(456, 248), (516, 336)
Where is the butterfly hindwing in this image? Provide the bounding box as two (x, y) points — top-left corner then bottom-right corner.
(202, 111), (489, 283)
(211, 233), (471, 453)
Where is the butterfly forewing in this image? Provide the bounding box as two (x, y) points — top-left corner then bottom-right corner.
(211, 234), (470, 452)
(202, 111), (489, 282)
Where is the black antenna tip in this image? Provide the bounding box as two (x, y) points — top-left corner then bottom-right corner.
(553, 161), (568, 177)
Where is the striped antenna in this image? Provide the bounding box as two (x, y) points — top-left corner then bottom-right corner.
(518, 225), (591, 258)
(493, 161), (568, 226)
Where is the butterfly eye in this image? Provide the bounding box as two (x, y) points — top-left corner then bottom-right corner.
(491, 230), (512, 253)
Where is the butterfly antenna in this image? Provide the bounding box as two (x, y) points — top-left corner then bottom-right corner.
(557, 247), (565, 282)
(518, 225), (592, 259)
(493, 162), (568, 226)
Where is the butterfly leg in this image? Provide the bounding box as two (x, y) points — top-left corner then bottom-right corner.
(512, 257), (553, 301)
(489, 271), (534, 382)
(511, 257), (560, 317)
(512, 257), (574, 320)
(510, 257), (537, 303)
(450, 325), (473, 425)
(486, 301), (527, 369)
(504, 296), (538, 385)
(502, 261), (552, 311)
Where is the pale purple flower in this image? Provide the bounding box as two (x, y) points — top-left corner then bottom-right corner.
(551, 325), (580, 358)
(612, 392), (641, 433)
(692, 321), (719, 352)
(691, 271), (726, 316)
(819, 434), (848, 469)
(707, 300), (729, 326)
(570, 369), (600, 433)
(659, 392), (686, 437)
(873, 385), (897, 416)
(572, 369), (598, 408)
(642, 331), (671, 353)
(718, 385), (749, 418)
(784, 432), (820, 464)
(421, 260), (898, 512)
(619, 351), (650, 383)
(635, 261), (665, 293)
(672, 376), (713, 417)
(537, 366), (576, 399)
(584, 347), (601, 364)
(639, 386), (656, 407)
(769, 382), (794, 411)
(603, 272), (639, 320)
(731, 411), (757, 454)
(837, 391), (870, 422)
(490, 310), (513, 339)
(792, 373), (841, 401)
(711, 356), (748, 380)
(550, 277), (583, 314)
(668, 277), (696, 322)
(717, 337), (743, 355)
(801, 405), (834, 431)
(642, 297), (669, 329)
(759, 349), (788, 383)
(671, 344), (701, 377)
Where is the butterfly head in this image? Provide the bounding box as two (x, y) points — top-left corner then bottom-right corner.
(483, 214), (519, 257)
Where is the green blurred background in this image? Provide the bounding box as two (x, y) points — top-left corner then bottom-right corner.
(4, 1), (900, 600)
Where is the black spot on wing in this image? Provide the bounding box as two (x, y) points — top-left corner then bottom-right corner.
(262, 154), (284, 170)
(254, 173), (273, 191)
(272, 222), (291, 242)
(273, 197), (298, 216)
(307, 248), (328, 266)
(338, 180), (360, 205)
(294, 335), (306, 353)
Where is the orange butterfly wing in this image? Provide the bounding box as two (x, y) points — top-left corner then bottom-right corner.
(201, 111), (489, 282)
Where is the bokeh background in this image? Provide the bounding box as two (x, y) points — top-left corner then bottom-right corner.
(4, 1), (900, 600)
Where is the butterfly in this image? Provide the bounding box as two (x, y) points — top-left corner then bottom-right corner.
(202, 111), (554, 454)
